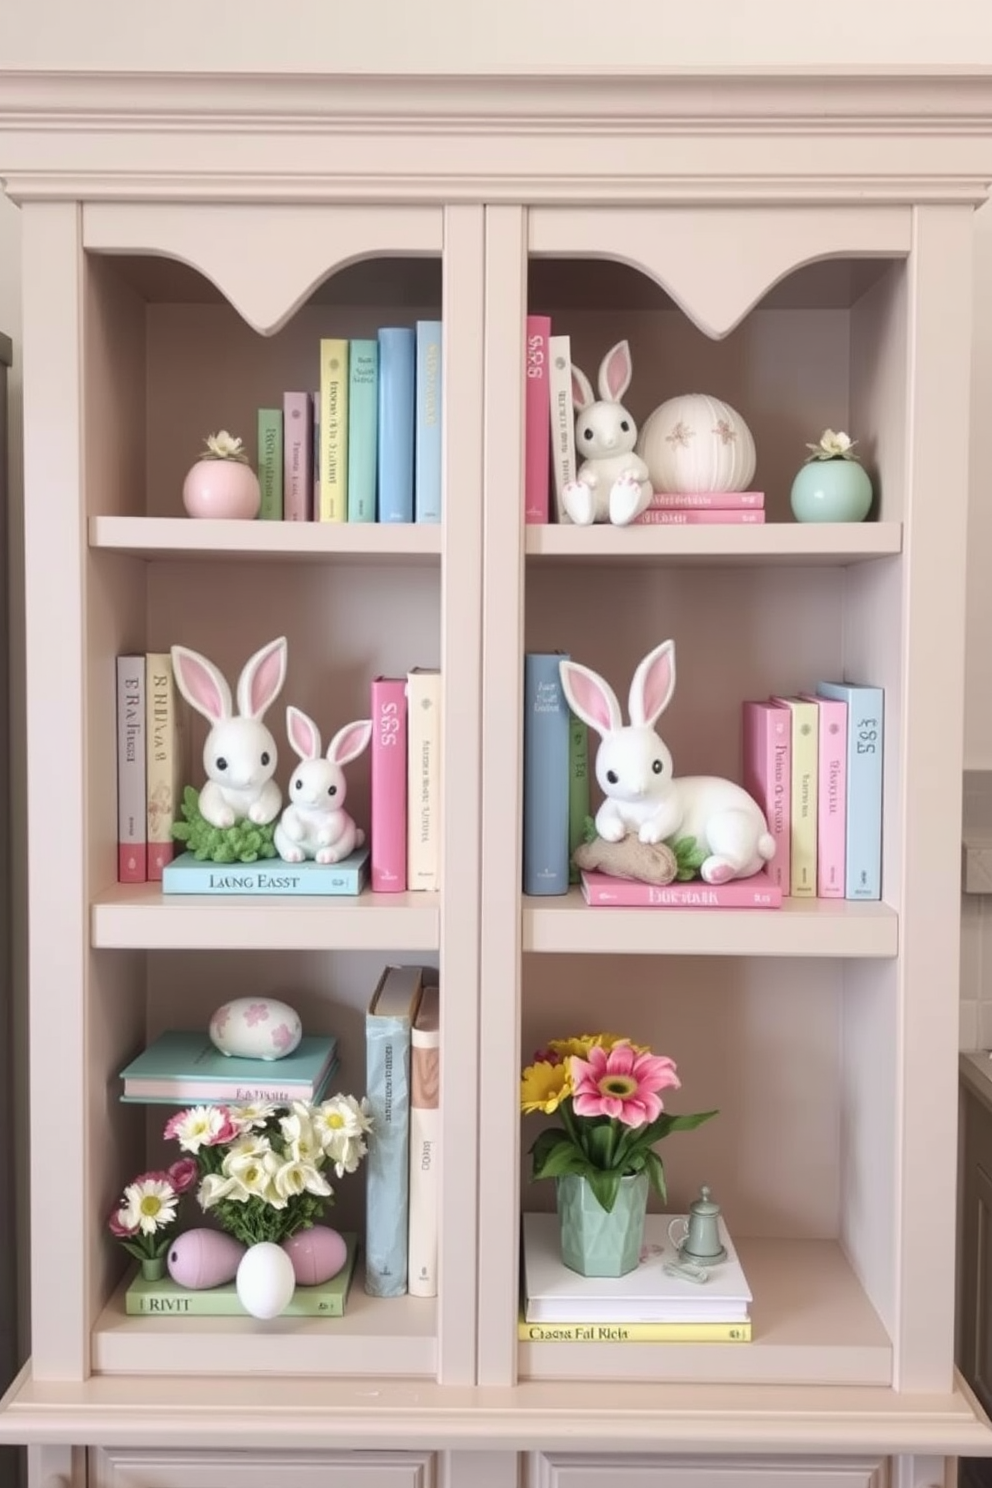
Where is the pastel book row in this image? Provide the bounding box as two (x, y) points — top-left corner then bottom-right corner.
(254, 324), (442, 525)
(522, 316), (764, 526)
(115, 647), (442, 896)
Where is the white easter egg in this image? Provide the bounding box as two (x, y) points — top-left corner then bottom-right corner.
(236, 1242), (297, 1319)
(637, 393), (757, 494)
(208, 996), (303, 1061)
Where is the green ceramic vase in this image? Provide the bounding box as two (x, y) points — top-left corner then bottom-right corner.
(556, 1171), (649, 1278)
(140, 1255), (166, 1282)
(790, 457), (873, 523)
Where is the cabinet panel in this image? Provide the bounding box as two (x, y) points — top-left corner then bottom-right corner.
(527, 1454), (886, 1488)
(90, 1447), (435, 1488)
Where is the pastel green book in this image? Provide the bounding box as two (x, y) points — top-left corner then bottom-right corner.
(125, 1233), (357, 1316)
(119, 1029), (339, 1104)
(257, 407), (284, 520)
(347, 338), (378, 522)
(568, 712), (589, 885)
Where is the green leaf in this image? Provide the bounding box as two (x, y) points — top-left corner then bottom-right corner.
(529, 1126), (569, 1169)
(642, 1147), (668, 1203)
(582, 815), (598, 845)
(531, 1139), (591, 1181)
(584, 1167), (622, 1213)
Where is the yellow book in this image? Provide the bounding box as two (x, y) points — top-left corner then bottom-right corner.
(318, 337), (349, 522)
(772, 696), (819, 897)
(145, 652), (185, 881)
(518, 1317), (751, 1343)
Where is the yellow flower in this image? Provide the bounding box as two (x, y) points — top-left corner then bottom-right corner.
(521, 1058), (573, 1114)
(548, 1033), (649, 1060)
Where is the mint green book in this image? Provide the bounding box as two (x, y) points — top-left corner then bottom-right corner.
(568, 712), (590, 885)
(347, 338), (378, 523)
(257, 407), (284, 520)
(125, 1233), (357, 1315)
(119, 1030), (339, 1103)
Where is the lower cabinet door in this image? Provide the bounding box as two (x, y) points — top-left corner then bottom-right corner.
(525, 1456), (888, 1488)
(89, 1448), (436, 1488)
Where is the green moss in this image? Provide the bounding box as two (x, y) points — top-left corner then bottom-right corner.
(171, 786), (278, 864)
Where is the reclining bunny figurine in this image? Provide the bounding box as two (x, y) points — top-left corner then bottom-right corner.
(560, 339), (654, 527)
(559, 640), (776, 885)
(171, 636), (288, 830)
(274, 706), (372, 865)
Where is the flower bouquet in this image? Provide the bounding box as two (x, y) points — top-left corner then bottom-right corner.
(108, 1159), (199, 1280)
(521, 1033), (717, 1277)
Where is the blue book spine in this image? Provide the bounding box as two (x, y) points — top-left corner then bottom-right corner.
(816, 682), (884, 900)
(365, 1016), (413, 1296)
(162, 847), (369, 896)
(414, 319), (443, 523)
(348, 338), (378, 523)
(377, 327), (416, 523)
(523, 652), (571, 896)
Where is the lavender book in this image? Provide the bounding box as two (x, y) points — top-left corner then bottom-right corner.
(162, 846), (369, 897)
(580, 869), (782, 909)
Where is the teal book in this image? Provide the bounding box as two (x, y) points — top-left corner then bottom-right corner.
(414, 320), (442, 523)
(162, 846), (369, 897)
(816, 681), (884, 900)
(257, 407), (284, 520)
(125, 1233), (358, 1316)
(348, 338), (378, 523)
(120, 1030), (339, 1104)
(364, 964), (423, 1297)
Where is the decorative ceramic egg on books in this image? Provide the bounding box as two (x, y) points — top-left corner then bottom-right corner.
(167, 1228), (246, 1289)
(208, 996), (303, 1060)
(637, 392), (757, 494)
(281, 1225), (348, 1286)
(236, 1241), (297, 1319)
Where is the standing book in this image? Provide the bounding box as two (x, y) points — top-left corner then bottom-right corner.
(145, 651), (185, 880)
(524, 314), (552, 522)
(365, 964), (424, 1297)
(283, 391), (314, 521)
(370, 675), (408, 893)
(116, 653), (147, 882)
(119, 1030), (339, 1104)
(414, 319), (443, 523)
(771, 696), (819, 897)
(741, 699), (791, 893)
(567, 711), (590, 886)
(816, 680), (884, 900)
(406, 667), (442, 892)
(256, 407), (283, 520)
(523, 652), (571, 895)
(318, 338), (349, 523)
(347, 339), (378, 523)
(801, 691), (848, 898)
(547, 334), (575, 522)
(407, 979), (440, 1298)
(377, 327), (416, 522)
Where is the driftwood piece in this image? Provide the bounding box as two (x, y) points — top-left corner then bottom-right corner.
(572, 833), (679, 885)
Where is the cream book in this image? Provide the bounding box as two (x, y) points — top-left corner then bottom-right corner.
(318, 337), (349, 523)
(407, 978), (440, 1298)
(771, 696), (819, 897)
(145, 652), (186, 880)
(522, 1212), (752, 1324)
(548, 333), (576, 523)
(406, 667), (442, 891)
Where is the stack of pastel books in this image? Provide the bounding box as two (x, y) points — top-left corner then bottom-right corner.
(118, 1030), (340, 1107)
(520, 1213), (753, 1344)
(125, 1232), (359, 1318)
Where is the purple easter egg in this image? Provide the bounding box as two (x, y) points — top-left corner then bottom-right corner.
(281, 1225), (348, 1286)
(167, 1228), (246, 1289)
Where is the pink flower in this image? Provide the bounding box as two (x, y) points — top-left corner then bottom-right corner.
(245, 1002), (269, 1027)
(167, 1158), (199, 1193)
(570, 1042), (681, 1127)
(108, 1205), (137, 1238)
(209, 1109), (239, 1145)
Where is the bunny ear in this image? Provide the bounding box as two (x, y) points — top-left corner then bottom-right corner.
(598, 340), (633, 404)
(558, 659), (623, 738)
(326, 719), (373, 768)
(170, 645), (232, 724)
(628, 640), (677, 728)
(237, 636), (288, 721)
(570, 363), (596, 412)
(286, 705), (320, 762)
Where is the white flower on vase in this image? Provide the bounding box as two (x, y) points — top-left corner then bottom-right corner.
(119, 1176), (178, 1235)
(272, 1158), (333, 1201)
(204, 430), (246, 460)
(165, 1104), (234, 1154)
(805, 428), (859, 461)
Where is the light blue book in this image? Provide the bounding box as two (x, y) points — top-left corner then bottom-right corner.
(414, 319), (443, 523)
(120, 1028), (339, 1104)
(364, 964), (424, 1297)
(523, 652), (571, 896)
(816, 681), (884, 900)
(376, 327), (416, 523)
(348, 338), (378, 523)
(162, 846), (369, 897)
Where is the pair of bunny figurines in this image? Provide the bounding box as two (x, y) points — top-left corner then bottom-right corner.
(170, 636), (371, 865)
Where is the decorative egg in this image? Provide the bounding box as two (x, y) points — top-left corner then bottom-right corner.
(209, 996), (302, 1061)
(637, 393), (757, 494)
(281, 1225), (348, 1287)
(236, 1241), (297, 1319)
(167, 1228), (246, 1289)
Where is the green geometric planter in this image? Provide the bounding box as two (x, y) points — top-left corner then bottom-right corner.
(556, 1171), (649, 1278)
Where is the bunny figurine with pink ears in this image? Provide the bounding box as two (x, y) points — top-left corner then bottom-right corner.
(171, 635), (288, 830)
(274, 706), (372, 865)
(561, 339), (653, 527)
(559, 640), (776, 885)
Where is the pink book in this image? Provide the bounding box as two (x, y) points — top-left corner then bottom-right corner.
(370, 676), (408, 893)
(283, 391), (314, 521)
(524, 314), (552, 523)
(634, 509), (765, 526)
(580, 869), (782, 909)
(647, 491), (764, 510)
(800, 692), (848, 899)
(741, 699), (791, 893)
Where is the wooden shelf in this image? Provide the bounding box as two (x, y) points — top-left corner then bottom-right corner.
(523, 891), (898, 957)
(92, 1264), (436, 1378)
(89, 516), (442, 564)
(91, 884), (439, 952)
(525, 522), (903, 567)
(518, 1235), (890, 1386)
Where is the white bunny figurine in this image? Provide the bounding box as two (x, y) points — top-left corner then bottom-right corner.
(274, 706), (372, 865)
(561, 339), (653, 527)
(171, 636), (287, 830)
(559, 640), (776, 885)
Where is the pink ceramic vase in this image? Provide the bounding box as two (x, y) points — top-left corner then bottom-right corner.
(183, 457), (261, 520)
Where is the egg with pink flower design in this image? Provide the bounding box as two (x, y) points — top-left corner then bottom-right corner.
(208, 996), (302, 1061)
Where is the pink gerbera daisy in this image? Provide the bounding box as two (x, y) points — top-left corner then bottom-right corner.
(570, 1041), (681, 1127)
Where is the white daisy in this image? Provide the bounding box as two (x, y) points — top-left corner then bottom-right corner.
(120, 1176), (178, 1235)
